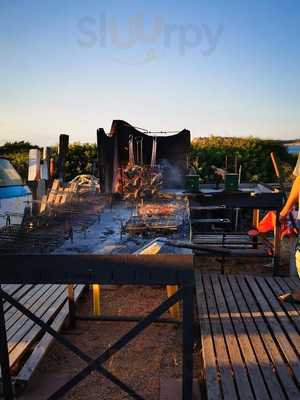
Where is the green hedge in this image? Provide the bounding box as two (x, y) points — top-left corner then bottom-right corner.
(0, 141), (97, 182)
(191, 136), (296, 183)
(0, 138), (297, 184)
(64, 142), (97, 181)
(0, 141), (37, 180)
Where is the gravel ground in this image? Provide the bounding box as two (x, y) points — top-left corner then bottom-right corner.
(33, 285), (201, 400)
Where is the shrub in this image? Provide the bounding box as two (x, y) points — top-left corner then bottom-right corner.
(0, 141), (38, 181)
(191, 136), (295, 183)
(0, 141), (98, 182)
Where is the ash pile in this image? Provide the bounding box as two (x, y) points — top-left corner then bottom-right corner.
(0, 176), (105, 254)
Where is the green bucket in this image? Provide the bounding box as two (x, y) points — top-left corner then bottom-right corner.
(225, 173), (239, 191)
(185, 175), (199, 192)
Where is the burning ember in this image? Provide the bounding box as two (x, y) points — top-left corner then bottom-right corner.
(122, 198), (187, 237)
(138, 203), (184, 217)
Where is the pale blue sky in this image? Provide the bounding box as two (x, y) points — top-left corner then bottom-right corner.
(0, 0), (299, 145)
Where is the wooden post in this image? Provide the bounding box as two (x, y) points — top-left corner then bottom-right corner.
(57, 134), (69, 182)
(133, 241), (181, 319)
(270, 152), (280, 178)
(97, 129), (105, 191)
(252, 209), (260, 249)
(252, 209), (260, 227)
(49, 157), (55, 181)
(92, 284), (101, 316)
(167, 285), (180, 319)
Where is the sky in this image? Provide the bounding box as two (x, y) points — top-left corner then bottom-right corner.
(0, 0), (300, 146)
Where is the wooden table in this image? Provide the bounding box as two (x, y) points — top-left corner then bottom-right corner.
(195, 272), (300, 400)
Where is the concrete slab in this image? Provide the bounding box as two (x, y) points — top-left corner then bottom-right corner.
(160, 378), (201, 400)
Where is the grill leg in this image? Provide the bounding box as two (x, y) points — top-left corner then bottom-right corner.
(0, 288), (14, 400)
(182, 286), (194, 400)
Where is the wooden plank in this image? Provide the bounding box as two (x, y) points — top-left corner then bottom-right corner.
(17, 285), (85, 383)
(195, 271), (222, 400)
(202, 275), (238, 399)
(3, 285), (33, 298)
(1, 285), (23, 296)
(268, 277), (300, 332)
(210, 275), (254, 399)
(0, 285), (67, 379)
(3, 285), (35, 313)
(54, 188), (65, 205)
(242, 277), (300, 399)
(254, 277), (300, 369)
(8, 285), (68, 368)
(236, 276), (299, 399)
(219, 276), (270, 400)
(6, 285), (52, 336)
(47, 179), (60, 205)
(275, 277), (300, 313)
(39, 195), (48, 213)
(5, 285), (47, 327)
(281, 278), (300, 314)
(289, 277), (300, 288)
(275, 277), (297, 293)
(6, 285), (62, 360)
(7, 285), (64, 350)
(281, 277), (300, 301)
(227, 276), (285, 399)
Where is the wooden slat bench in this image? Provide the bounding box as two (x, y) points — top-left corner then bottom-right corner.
(195, 272), (300, 400)
(0, 284), (85, 387)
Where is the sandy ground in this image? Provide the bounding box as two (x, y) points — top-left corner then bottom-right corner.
(28, 285), (201, 400)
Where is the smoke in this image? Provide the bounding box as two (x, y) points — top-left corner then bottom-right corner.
(159, 159), (184, 188)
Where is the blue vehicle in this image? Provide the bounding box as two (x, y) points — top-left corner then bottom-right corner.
(0, 157), (32, 229)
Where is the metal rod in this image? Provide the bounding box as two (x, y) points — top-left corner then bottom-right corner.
(0, 287), (141, 400)
(162, 240), (232, 256)
(76, 315), (181, 324)
(48, 289), (185, 399)
(0, 287), (14, 400)
(182, 286), (194, 400)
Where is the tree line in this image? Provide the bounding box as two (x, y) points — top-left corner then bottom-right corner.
(0, 141), (97, 182)
(191, 136), (296, 183)
(0, 137), (296, 183)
